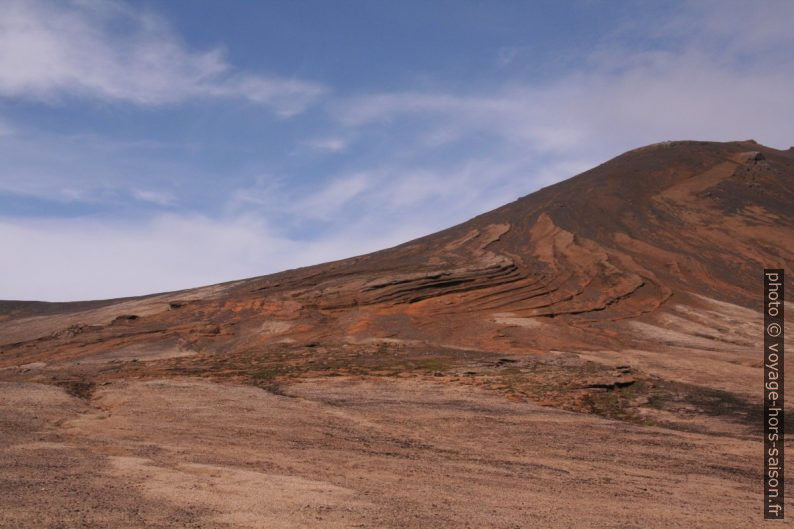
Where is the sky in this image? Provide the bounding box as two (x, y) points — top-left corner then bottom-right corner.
(1, 0), (793, 301)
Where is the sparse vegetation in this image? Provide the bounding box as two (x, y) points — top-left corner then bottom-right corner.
(58, 380), (95, 400)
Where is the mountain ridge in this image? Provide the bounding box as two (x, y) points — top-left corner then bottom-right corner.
(3, 139), (790, 309)
(0, 139), (791, 425)
(1, 139), (792, 527)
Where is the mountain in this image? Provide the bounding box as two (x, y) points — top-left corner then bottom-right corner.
(1, 140), (792, 528)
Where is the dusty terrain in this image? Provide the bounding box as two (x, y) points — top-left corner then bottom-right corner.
(1, 140), (793, 527)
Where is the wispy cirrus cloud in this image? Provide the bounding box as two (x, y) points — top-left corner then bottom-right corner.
(303, 136), (351, 153)
(0, 130), (194, 206)
(0, 0), (325, 116)
(333, 62), (794, 158)
(2, 0), (793, 301)
(332, 1), (794, 153)
(131, 189), (177, 207)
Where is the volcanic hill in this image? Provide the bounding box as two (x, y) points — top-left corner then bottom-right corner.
(1, 140), (792, 528)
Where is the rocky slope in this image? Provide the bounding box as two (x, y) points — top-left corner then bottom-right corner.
(1, 140), (792, 528)
(2, 140), (791, 385)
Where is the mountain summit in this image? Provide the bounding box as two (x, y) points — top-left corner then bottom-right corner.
(3, 140), (789, 354)
(0, 140), (792, 527)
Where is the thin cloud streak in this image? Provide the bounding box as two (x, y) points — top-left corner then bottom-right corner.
(1, 0), (793, 300)
(333, 60), (793, 155)
(332, 1), (794, 152)
(0, 0), (326, 115)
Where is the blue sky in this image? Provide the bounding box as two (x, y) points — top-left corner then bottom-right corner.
(1, 0), (793, 301)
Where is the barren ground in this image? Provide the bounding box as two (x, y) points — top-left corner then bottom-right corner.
(2, 141), (793, 527)
(0, 376), (779, 528)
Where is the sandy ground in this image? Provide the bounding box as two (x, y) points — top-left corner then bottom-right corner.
(2, 140), (792, 527)
(1, 377), (786, 528)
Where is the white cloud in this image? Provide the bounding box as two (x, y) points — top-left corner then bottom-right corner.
(0, 213), (424, 301)
(334, 2), (794, 153)
(0, 0), (325, 115)
(334, 56), (794, 155)
(2, 0), (793, 301)
(659, 0), (794, 60)
(0, 130), (194, 204)
(231, 151), (564, 237)
(131, 189), (176, 207)
(295, 173), (371, 219)
(304, 136), (350, 153)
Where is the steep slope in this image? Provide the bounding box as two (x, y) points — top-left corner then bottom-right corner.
(0, 139), (792, 421)
(2, 139), (793, 529)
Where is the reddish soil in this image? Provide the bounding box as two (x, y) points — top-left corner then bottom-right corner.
(1, 140), (792, 527)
